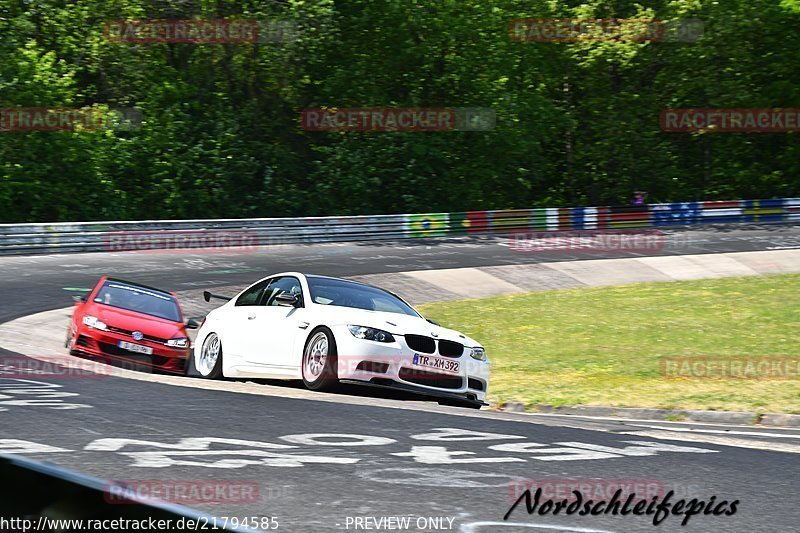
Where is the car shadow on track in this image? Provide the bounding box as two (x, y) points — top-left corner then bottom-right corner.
(179, 352), (440, 406)
(240, 378), (431, 403)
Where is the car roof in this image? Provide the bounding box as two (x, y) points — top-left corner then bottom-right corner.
(250, 272), (417, 313)
(265, 272), (401, 296)
(305, 274), (371, 286)
(304, 274), (413, 305)
(265, 272), (368, 287)
(102, 277), (176, 298)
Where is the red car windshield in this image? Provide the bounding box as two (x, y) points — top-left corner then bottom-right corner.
(93, 281), (181, 322)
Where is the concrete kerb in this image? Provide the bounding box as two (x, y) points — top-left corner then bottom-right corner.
(492, 402), (800, 427)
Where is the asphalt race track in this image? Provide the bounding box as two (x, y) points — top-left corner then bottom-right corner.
(1, 223), (800, 532)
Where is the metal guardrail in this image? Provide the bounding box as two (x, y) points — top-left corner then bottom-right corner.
(0, 198), (797, 255)
(0, 215), (409, 254)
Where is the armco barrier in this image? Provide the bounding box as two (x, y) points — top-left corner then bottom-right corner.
(0, 198), (796, 255)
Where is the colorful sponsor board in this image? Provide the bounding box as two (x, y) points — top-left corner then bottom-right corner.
(491, 210), (535, 233)
(608, 206), (652, 228)
(410, 199), (793, 239)
(408, 214), (449, 238)
(698, 200), (744, 223)
(651, 203), (700, 226)
(447, 212), (490, 235)
(785, 198), (800, 221)
(741, 199), (785, 222)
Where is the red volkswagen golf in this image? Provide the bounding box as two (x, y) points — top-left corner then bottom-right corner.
(66, 277), (198, 374)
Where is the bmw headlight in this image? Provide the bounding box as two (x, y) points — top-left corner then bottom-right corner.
(348, 325), (395, 343)
(82, 315), (108, 331)
(166, 338), (189, 348)
(470, 347), (487, 361)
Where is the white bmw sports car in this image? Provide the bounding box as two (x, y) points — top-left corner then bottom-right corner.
(193, 273), (489, 407)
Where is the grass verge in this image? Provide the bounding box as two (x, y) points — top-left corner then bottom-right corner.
(418, 273), (800, 413)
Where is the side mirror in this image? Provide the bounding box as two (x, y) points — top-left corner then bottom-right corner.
(185, 318), (201, 329)
(274, 292), (299, 307)
(72, 295), (86, 304)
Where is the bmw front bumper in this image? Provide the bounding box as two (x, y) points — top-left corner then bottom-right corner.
(332, 325), (490, 403)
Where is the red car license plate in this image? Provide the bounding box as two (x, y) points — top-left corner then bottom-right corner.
(118, 340), (153, 355)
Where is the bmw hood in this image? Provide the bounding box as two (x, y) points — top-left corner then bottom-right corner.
(323, 307), (481, 347)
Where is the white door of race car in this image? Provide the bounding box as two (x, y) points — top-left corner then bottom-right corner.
(220, 278), (272, 363)
(238, 276), (306, 375)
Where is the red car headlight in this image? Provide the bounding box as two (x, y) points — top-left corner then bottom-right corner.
(166, 338), (189, 348)
(82, 315), (108, 331)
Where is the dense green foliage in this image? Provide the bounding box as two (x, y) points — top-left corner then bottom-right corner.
(1, 0), (799, 222)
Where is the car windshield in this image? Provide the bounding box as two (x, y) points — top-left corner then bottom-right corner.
(307, 277), (419, 317)
(93, 281), (181, 322)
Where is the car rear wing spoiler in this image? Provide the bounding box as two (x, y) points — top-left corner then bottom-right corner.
(203, 291), (232, 303)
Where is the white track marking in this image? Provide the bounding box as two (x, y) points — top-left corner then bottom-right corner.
(555, 441), (717, 456)
(279, 433), (396, 446)
(488, 442), (620, 461)
(84, 437), (295, 451)
(117, 450), (359, 468)
(621, 430), (800, 454)
(0, 439), (72, 454)
(626, 424), (800, 439)
(392, 446), (525, 464)
(356, 467), (524, 488)
(410, 427), (526, 441)
(0, 379), (91, 411)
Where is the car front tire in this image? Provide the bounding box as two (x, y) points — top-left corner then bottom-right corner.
(197, 332), (223, 379)
(301, 327), (338, 391)
(65, 326), (79, 356)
